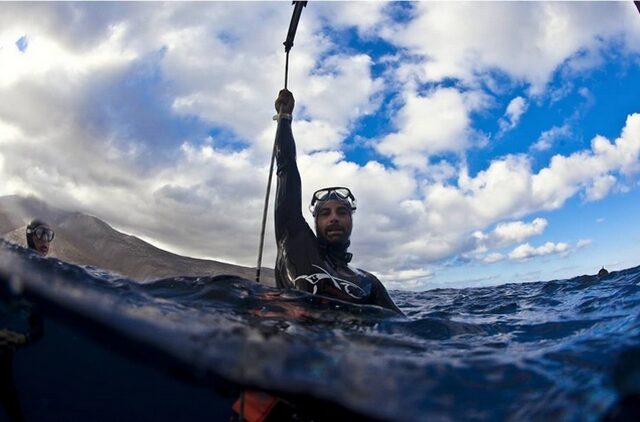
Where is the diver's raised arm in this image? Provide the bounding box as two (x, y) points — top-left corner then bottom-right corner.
(274, 89), (306, 241)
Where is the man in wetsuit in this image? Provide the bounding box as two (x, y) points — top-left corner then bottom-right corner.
(273, 89), (402, 315)
(231, 90), (402, 422)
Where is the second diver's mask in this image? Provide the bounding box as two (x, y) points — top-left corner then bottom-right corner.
(27, 225), (55, 242)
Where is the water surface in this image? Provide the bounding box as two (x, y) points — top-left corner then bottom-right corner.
(1, 240), (639, 421)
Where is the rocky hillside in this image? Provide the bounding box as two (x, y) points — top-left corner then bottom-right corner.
(0, 195), (275, 286)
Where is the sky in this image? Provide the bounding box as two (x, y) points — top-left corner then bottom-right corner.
(1, 2), (640, 291)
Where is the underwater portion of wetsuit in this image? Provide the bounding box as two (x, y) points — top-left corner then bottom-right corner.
(1, 297), (44, 422)
(274, 117), (402, 314)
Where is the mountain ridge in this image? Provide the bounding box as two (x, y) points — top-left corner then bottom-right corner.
(0, 195), (275, 286)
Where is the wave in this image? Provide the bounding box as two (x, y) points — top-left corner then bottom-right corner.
(2, 240), (640, 421)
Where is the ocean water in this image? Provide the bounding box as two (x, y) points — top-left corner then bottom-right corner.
(1, 240), (640, 421)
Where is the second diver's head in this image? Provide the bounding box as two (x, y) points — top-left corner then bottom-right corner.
(310, 187), (357, 246)
(26, 220), (54, 256)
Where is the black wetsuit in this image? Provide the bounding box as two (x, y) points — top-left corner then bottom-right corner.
(274, 118), (402, 314)
(1, 298), (43, 422)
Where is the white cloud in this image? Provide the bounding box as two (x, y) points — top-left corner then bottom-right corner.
(509, 242), (570, 261)
(0, 118), (21, 144)
(533, 114), (640, 206)
(470, 218), (547, 263)
(387, 2), (638, 93)
(420, 160), (459, 184)
(313, 2), (389, 37)
(576, 239), (592, 249)
(153, 5), (385, 156)
(375, 2), (639, 177)
(296, 54), (384, 130)
(364, 113), (640, 272)
(498, 96), (528, 134)
(377, 267), (434, 282)
(278, 119), (345, 154)
(375, 268), (434, 290)
(532, 124), (572, 151)
(456, 155), (535, 223)
(483, 253), (505, 264)
(473, 218), (548, 253)
(376, 88), (474, 167)
(493, 218), (547, 244)
(0, 18), (136, 89)
(585, 174), (617, 202)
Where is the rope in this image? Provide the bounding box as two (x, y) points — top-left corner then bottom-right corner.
(255, 105), (282, 283)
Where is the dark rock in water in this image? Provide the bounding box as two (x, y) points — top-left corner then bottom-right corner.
(1, 240), (640, 421)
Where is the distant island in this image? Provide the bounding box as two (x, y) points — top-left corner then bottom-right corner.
(0, 195), (275, 286)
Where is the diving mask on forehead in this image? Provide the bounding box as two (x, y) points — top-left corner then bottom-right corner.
(28, 226), (55, 242)
(309, 186), (357, 216)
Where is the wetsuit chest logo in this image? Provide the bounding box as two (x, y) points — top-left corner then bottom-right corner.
(294, 265), (367, 299)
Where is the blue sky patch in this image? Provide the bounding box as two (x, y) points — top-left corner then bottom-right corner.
(15, 35), (28, 52)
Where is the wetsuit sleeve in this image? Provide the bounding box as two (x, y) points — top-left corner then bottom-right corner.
(369, 273), (404, 315)
(274, 118), (308, 241)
